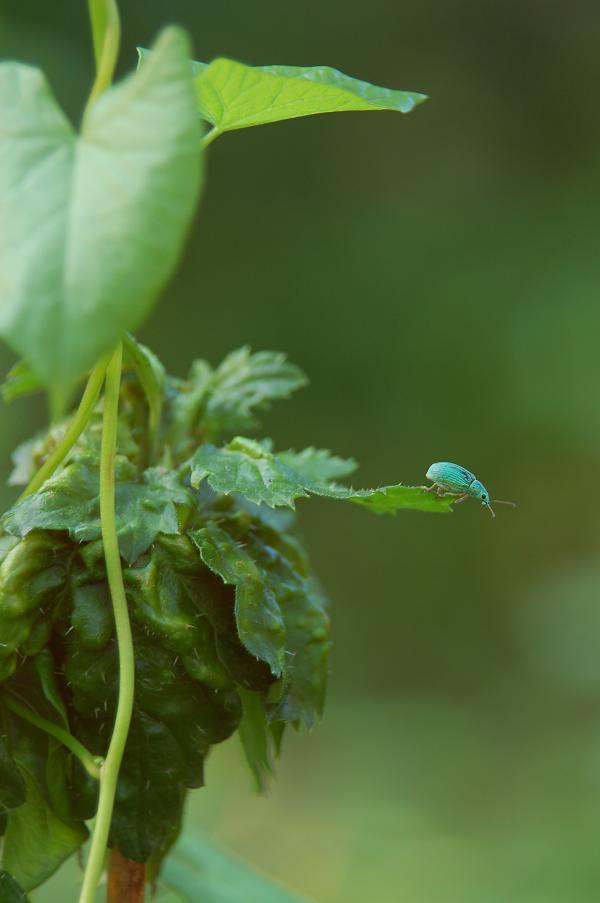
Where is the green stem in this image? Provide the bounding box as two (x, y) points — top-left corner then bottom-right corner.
(86, 0), (121, 109)
(202, 126), (222, 148)
(18, 355), (110, 502)
(79, 344), (135, 903)
(2, 694), (102, 780)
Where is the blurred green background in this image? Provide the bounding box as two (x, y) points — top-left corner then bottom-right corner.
(2, 1), (600, 901)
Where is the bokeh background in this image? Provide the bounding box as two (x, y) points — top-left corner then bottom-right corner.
(2, 1), (600, 901)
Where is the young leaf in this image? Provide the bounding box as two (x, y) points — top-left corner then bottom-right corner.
(123, 334), (166, 457)
(191, 522), (286, 676)
(0, 361), (43, 404)
(162, 833), (315, 903)
(237, 689), (272, 792)
(139, 49), (427, 137)
(278, 446), (357, 485)
(191, 438), (454, 513)
(202, 347), (308, 437)
(0, 27), (202, 412)
(164, 348), (307, 455)
(3, 459), (192, 566)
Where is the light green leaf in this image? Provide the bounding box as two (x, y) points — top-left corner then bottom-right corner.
(191, 437), (454, 513)
(162, 833), (315, 903)
(0, 362), (43, 404)
(191, 522), (286, 676)
(0, 27), (202, 412)
(139, 49), (426, 137)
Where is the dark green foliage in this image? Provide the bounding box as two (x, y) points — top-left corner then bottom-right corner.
(0, 346), (335, 880)
(3, 459), (193, 566)
(0, 656), (88, 890)
(0, 342), (450, 884)
(0, 870), (29, 902)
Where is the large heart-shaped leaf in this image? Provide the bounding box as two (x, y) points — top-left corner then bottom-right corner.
(138, 49), (426, 139)
(0, 27), (202, 413)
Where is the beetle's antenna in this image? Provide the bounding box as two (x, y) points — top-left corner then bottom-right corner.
(486, 504), (496, 519)
(493, 499), (517, 507)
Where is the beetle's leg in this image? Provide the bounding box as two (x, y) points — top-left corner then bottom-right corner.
(423, 483), (439, 493)
(452, 493), (469, 504)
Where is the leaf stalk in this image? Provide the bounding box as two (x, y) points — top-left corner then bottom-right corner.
(2, 693), (102, 780)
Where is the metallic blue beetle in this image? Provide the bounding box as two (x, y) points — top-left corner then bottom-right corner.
(424, 462), (515, 518)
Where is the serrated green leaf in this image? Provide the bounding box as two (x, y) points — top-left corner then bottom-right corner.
(162, 834), (314, 903)
(268, 581), (329, 729)
(139, 49), (426, 137)
(192, 437), (309, 508)
(0, 362), (43, 404)
(236, 519), (329, 729)
(202, 348), (307, 437)
(164, 348), (306, 456)
(237, 689), (272, 792)
(191, 522), (286, 676)
(0, 870), (29, 902)
(344, 483), (455, 513)
(191, 438), (454, 513)
(278, 446), (357, 485)
(0, 27), (202, 412)
(3, 459), (192, 566)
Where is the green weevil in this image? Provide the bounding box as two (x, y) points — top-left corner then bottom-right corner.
(424, 462), (515, 518)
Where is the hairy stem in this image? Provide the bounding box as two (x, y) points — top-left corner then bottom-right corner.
(86, 0), (121, 109)
(79, 344), (135, 903)
(2, 694), (102, 780)
(19, 355), (110, 501)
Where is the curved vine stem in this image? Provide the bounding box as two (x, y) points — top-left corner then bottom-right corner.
(86, 0), (121, 110)
(2, 694), (102, 780)
(18, 355), (110, 502)
(79, 343), (135, 903)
